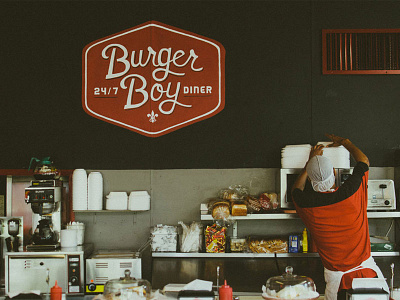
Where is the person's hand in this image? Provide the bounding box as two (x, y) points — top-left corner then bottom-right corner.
(325, 133), (349, 147)
(309, 144), (324, 159)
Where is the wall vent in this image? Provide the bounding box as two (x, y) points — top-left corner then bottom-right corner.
(322, 29), (400, 74)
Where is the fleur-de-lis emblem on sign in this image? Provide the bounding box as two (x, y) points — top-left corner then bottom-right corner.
(147, 110), (158, 123)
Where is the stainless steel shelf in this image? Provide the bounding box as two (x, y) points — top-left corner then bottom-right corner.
(152, 251), (399, 258)
(367, 211), (400, 218)
(200, 211), (400, 221)
(200, 213), (298, 220)
(73, 210), (149, 213)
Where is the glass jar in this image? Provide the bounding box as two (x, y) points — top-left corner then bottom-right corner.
(262, 266), (319, 300)
(103, 270), (151, 300)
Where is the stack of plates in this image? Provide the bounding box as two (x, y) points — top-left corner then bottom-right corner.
(281, 143), (350, 169)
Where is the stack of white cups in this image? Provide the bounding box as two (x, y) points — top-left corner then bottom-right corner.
(88, 172), (103, 210)
(72, 169), (88, 210)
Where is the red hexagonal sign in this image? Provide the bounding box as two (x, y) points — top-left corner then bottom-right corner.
(82, 21), (225, 137)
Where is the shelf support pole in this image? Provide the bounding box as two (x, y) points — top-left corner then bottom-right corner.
(232, 220), (238, 238)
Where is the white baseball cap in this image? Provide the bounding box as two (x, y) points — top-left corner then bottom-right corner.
(306, 156), (335, 192)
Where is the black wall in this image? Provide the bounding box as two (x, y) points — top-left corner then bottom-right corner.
(1, 0), (400, 170)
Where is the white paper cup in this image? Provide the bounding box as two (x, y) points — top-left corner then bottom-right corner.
(60, 229), (77, 248)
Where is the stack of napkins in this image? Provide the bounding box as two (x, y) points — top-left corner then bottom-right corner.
(106, 192), (128, 210)
(317, 142), (350, 168)
(281, 144), (312, 168)
(183, 279), (213, 291)
(281, 142), (350, 169)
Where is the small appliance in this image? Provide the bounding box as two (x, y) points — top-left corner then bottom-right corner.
(346, 278), (389, 300)
(0, 217), (23, 290)
(85, 250), (142, 294)
(367, 180), (396, 211)
(5, 244), (93, 295)
(279, 168), (352, 209)
(25, 180), (62, 250)
(0, 217), (23, 254)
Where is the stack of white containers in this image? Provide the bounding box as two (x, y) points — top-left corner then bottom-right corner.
(104, 191), (151, 211)
(72, 169), (151, 211)
(106, 192), (128, 210)
(128, 191), (151, 211)
(281, 142), (350, 169)
(72, 169), (103, 211)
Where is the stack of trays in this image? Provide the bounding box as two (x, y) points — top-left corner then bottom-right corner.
(281, 142), (350, 169)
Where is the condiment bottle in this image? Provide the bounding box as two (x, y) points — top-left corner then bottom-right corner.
(50, 280), (62, 300)
(302, 228), (308, 253)
(219, 280), (233, 300)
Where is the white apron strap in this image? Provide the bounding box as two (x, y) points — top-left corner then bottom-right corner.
(324, 256), (388, 300)
(324, 268), (345, 300)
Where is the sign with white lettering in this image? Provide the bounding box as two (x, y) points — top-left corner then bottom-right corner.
(82, 21), (225, 137)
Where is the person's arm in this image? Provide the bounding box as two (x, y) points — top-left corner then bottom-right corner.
(291, 144), (325, 192)
(291, 168), (308, 192)
(325, 134), (369, 166)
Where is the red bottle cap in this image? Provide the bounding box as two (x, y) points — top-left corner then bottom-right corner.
(221, 280), (231, 289)
(219, 280), (232, 300)
(51, 280), (62, 300)
(51, 280), (62, 292)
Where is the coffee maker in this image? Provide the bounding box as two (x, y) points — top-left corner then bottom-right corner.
(25, 180), (62, 250)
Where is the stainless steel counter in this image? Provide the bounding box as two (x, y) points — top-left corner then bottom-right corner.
(0, 295), (96, 300)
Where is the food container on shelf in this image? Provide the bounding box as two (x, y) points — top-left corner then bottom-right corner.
(262, 266), (319, 300)
(230, 238), (247, 252)
(150, 225), (177, 252)
(128, 191), (150, 211)
(103, 269), (151, 300)
(205, 224), (226, 253)
(248, 236), (288, 253)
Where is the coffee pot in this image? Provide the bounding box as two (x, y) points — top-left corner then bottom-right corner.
(32, 219), (58, 245)
(29, 157), (60, 180)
